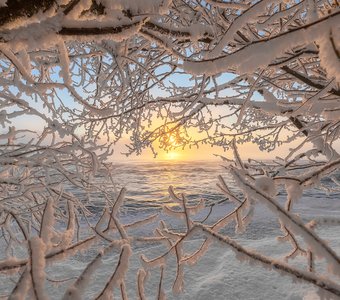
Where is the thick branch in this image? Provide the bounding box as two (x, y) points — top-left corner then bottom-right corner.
(0, 0), (55, 27)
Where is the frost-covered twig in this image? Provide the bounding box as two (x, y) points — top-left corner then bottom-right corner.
(94, 244), (132, 300)
(231, 167), (340, 276)
(194, 224), (340, 298)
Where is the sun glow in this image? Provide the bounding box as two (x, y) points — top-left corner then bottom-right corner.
(157, 131), (184, 160)
(168, 135), (177, 145)
(164, 151), (180, 160)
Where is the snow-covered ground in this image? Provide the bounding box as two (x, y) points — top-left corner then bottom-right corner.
(37, 203), (340, 300)
(1, 161), (339, 299)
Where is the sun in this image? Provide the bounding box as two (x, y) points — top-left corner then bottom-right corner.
(155, 128), (189, 160)
(161, 131), (181, 148)
(168, 134), (177, 145)
(165, 151), (180, 160)
(158, 132), (183, 160)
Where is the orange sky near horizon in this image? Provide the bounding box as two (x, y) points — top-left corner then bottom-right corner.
(110, 135), (315, 163)
(108, 112), (314, 162)
(10, 109), (340, 163)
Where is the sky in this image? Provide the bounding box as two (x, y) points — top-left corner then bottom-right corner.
(3, 64), (339, 164)
(6, 111), (315, 164)
(6, 88), (339, 164)
(109, 130), (317, 163)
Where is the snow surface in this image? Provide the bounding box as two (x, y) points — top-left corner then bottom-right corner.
(0, 162), (339, 299)
(22, 220), (339, 300)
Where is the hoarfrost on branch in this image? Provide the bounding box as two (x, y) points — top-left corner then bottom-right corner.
(0, 0), (339, 299)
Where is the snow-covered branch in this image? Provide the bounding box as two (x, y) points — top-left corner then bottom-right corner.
(0, 0), (339, 298)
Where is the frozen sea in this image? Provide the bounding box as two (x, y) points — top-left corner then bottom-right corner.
(1, 160), (340, 299)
